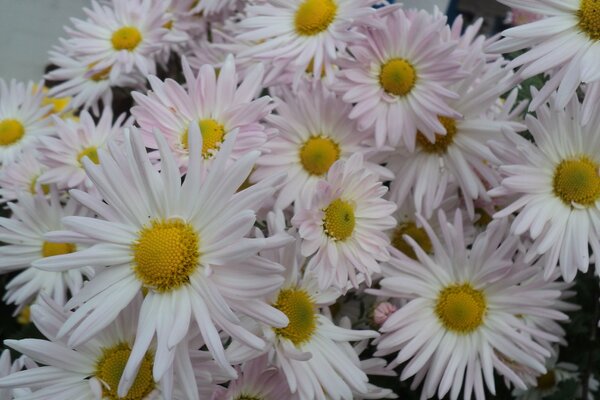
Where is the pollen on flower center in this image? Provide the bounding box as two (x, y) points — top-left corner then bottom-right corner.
(88, 63), (112, 82)
(299, 136), (340, 176)
(182, 119), (226, 159)
(416, 117), (458, 154)
(552, 156), (600, 206)
(42, 241), (76, 258)
(0, 119), (25, 146)
(294, 0), (338, 36)
(29, 176), (50, 195)
(95, 343), (155, 400)
(78, 146), (100, 166)
(111, 26), (142, 51)
(578, 0), (600, 41)
(132, 219), (200, 292)
(391, 221), (432, 260)
(323, 198), (355, 241)
(273, 288), (317, 346)
(536, 370), (557, 390)
(379, 58), (417, 97)
(435, 283), (487, 334)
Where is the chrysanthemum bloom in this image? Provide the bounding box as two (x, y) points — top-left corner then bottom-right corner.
(386, 58), (524, 219)
(372, 213), (566, 400)
(0, 192), (94, 308)
(131, 55), (272, 171)
(252, 82), (390, 211)
(490, 0), (600, 116)
(0, 80), (53, 164)
(292, 153), (397, 289)
(38, 109), (130, 192)
(490, 95), (600, 282)
(34, 126), (290, 390)
(0, 151), (49, 203)
(335, 8), (462, 148)
(0, 295), (203, 400)
(237, 0), (380, 81)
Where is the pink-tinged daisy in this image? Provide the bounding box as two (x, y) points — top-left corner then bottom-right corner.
(490, 0), (600, 114)
(236, 0), (380, 81)
(490, 94), (600, 282)
(0, 80), (53, 164)
(0, 150), (50, 203)
(131, 55), (272, 171)
(335, 8), (462, 149)
(386, 59), (524, 219)
(38, 109), (130, 192)
(33, 125), (291, 390)
(292, 153), (397, 289)
(372, 212), (567, 400)
(252, 82), (390, 211)
(0, 192), (94, 308)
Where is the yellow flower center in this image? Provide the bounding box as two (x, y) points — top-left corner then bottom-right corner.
(41, 241), (76, 258)
(78, 146), (100, 166)
(552, 156), (600, 206)
(111, 26), (142, 51)
(163, 20), (174, 30)
(95, 343), (155, 400)
(29, 176), (50, 195)
(474, 207), (493, 227)
(536, 370), (557, 390)
(416, 117), (458, 154)
(132, 219), (200, 292)
(88, 63), (112, 82)
(323, 198), (355, 241)
(236, 395), (263, 400)
(578, 0), (600, 41)
(0, 119), (25, 146)
(181, 119), (226, 159)
(17, 306), (31, 325)
(435, 283), (487, 334)
(294, 0), (338, 36)
(299, 136), (340, 176)
(391, 221), (432, 260)
(273, 288), (317, 346)
(379, 58), (417, 97)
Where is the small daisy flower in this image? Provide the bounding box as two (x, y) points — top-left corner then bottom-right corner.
(33, 125), (291, 390)
(372, 212), (567, 400)
(0, 150), (49, 203)
(490, 94), (600, 282)
(292, 153), (397, 289)
(335, 8), (462, 148)
(0, 80), (53, 164)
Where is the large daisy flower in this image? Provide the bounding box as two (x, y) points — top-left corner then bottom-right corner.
(292, 153), (397, 289)
(335, 8), (462, 149)
(131, 55), (272, 171)
(0, 80), (53, 164)
(372, 212), (567, 400)
(0, 150), (49, 203)
(490, 94), (600, 282)
(33, 126), (290, 389)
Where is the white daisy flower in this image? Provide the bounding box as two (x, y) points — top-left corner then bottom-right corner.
(0, 80), (53, 165)
(490, 94), (600, 282)
(372, 212), (567, 400)
(335, 8), (462, 149)
(292, 153), (397, 289)
(33, 125), (291, 392)
(0, 350), (33, 400)
(0, 150), (49, 203)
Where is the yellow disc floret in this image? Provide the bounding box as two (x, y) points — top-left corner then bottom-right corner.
(111, 26), (143, 51)
(299, 136), (340, 176)
(273, 288), (317, 346)
(42, 241), (76, 258)
(294, 0), (338, 36)
(391, 221), (432, 260)
(0, 119), (25, 146)
(323, 198), (355, 241)
(95, 343), (155, 400)
(132, 219), (200, 292)
(552, 156), (600, 206)
(379, 58), (417, 97)
(435, 283), (487, 334)
(78, 146), (100, 166)
(182, 119), (226, 159)
(536, 370), (557, 390)
(578, 0), (600, 41)
(416, 117), (457, 154)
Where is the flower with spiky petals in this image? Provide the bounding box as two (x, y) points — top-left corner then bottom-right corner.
(292, 153), (396, 289)
(131, 55), (272, 171)
(490, 94), (600, 282)
(335, 8), (462, 148)
(0, 192), (94, 308)
(371, 212), (567, 400)
(0, 150), (50, 203)
(38, 109), (130, 192)
(0, 80), (53, 164)
(252, 82), (390, 211)
(33, 125), (291, 394)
